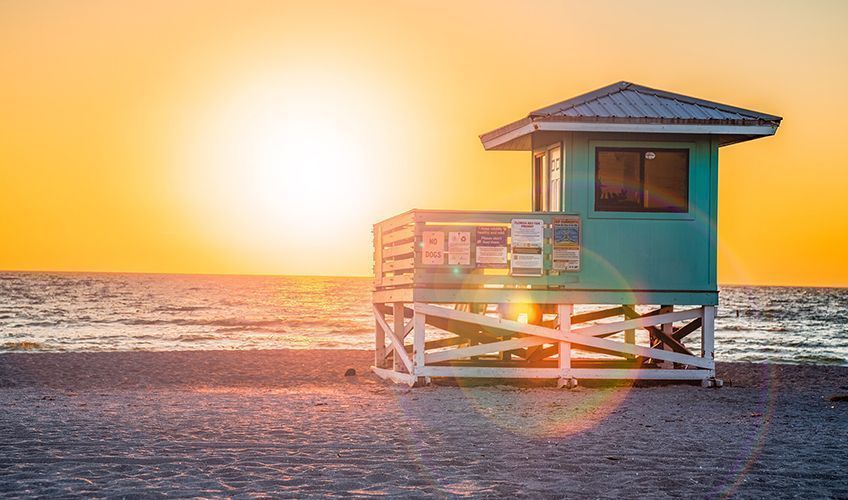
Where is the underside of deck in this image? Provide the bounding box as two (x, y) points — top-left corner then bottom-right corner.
(371, 300), (719, 388)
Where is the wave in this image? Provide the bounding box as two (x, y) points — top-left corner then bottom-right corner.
(151, 305), (212, 313)
(175, 334), (221, 342)
(717, 325), (790, 332)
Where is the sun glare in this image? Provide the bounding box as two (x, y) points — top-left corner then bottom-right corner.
(173, 69), (384, 268)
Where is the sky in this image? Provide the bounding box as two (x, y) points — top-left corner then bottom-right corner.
(1, 0), (847, 286)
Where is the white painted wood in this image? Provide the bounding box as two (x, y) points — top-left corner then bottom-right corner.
(403, 316), (415, 339)
(557, 304), (573, 380)
(660, 305), (674, 370)
(371, 288), (413, 304)
(381, 242), (415, 259)
(374, 210), (416, 232)
(380, 275), (414, 287)
(373, 225), (382, 287)
(482, 121), (776, 150)
(624, 304), (635, 360)
(414, 303), (713, 369)
(381, 258), (415, 273)
(371, 366), (416, 386)
(412, 306), (426, 374)
(570, 308), (703, 338)
(702, 305), (716, 376)
(411, 366), (711, 380)
(425, 335), (548, 364)
(417, 366), (561, 379)
(537, 121), (777, 136)
(374, 308), (385, 368)
(569, 368), (712, 380)
(393, 303), (405, 372)
(381, 225), (415, 245)
(372, 305), (414, 374)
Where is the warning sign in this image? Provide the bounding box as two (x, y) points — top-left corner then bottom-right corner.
(552, 216), (581, 272)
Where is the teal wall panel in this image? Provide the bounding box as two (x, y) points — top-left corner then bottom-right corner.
(556, 132), (717, 293)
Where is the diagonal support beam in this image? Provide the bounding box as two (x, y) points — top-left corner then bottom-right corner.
(373, 305), (414, 373)
(570, 306), (625, 325)
(570, 308), (703, 338)
(673, 318), (702, 341)
(425, 335), (549, 364)
(414, 303), (712, 369)
(404, 335), (467, 355)
(403, 317), (415, 338)
(423, 314), (504, 343)
(645, 325), (693, 355)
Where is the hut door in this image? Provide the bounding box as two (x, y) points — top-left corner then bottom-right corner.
(533, 153), (547, 211)
(547, 147), (562, 211)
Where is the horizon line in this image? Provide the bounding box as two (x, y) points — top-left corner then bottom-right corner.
(1, 268), (845, 289)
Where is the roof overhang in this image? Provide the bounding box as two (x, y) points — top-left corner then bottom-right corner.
(480, 119), (779, 151)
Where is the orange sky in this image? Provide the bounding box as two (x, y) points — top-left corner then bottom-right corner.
(1, 0), (847, 286)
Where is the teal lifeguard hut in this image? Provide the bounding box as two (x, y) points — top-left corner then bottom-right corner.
(371, 81), (781, 387)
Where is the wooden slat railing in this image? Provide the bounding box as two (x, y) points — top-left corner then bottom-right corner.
(373, 209), (580, 290)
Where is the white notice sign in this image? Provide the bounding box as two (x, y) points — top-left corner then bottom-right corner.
(511, 219), (544, 249)
(510, 219), (544, 276)
(552, 249), (581, 271)
(447, 231), (471, 266)
(422, 231), (445, 265)
(475, 226), (508, 267)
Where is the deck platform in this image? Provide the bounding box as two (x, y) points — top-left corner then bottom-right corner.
(371, 209), (719, 387)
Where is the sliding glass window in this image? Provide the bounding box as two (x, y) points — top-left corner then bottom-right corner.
(595, 148), (689, 213)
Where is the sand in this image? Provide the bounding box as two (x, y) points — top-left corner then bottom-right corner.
(0, 350), (846, 498)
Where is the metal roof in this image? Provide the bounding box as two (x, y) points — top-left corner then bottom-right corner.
(480, 81), (782, 150)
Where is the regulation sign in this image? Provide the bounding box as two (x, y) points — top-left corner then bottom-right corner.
(422, 231), (445, 265)
(510, 219), (544, 276)
(552, 216), (581, 272)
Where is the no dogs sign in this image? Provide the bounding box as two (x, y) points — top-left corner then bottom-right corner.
(422, 231), (445, 265)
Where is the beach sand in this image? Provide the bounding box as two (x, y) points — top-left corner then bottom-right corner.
(1, 350), (846, 498)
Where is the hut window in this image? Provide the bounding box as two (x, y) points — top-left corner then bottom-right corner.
(595, 148), (689, 213)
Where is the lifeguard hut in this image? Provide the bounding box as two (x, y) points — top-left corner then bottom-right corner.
(371, 81), (781, 387)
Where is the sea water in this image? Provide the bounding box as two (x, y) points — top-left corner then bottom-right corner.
(1, 272), (846, 366)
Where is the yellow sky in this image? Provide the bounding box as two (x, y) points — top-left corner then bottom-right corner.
(1, 0), (847, 286)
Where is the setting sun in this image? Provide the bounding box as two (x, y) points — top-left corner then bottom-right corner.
(172, 69), (380, 269)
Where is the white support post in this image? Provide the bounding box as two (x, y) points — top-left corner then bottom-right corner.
(557, 304), (575, 388)
(659, 305), (674, 369)
(624, 304), (635, 360)
(702, 305), (716, 377)
(393, 303), (405, 372)
(375, 307), (386, 368)
(412, 304), (427, 385)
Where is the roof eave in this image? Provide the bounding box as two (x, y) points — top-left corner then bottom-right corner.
(480, 120), (778, 151)
(479, 117), (536, 151)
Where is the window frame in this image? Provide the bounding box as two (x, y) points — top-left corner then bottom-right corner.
(589, 141), (696, 220)
(531, 141), (564, 212)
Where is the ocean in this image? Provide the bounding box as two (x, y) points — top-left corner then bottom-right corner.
(1, 272), (846, 366)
